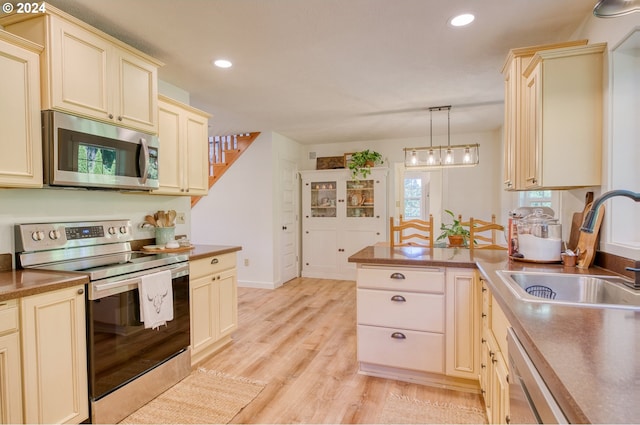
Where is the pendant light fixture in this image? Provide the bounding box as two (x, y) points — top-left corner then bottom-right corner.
(593, 0), (640, 17)
(404, 106), (479, 169)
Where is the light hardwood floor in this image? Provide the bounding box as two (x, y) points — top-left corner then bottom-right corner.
(199, 277), (485, 424)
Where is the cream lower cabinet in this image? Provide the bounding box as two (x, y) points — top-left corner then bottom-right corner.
(479, 277), (511, 424)
(357, 265), (482, 391)
(21, 285), (88, 424)
(190, 252), (238, 366)
(0, 31), (43, 188)
(154, 95), (211, 196)
(0, 299), (22, 424)
(445, 268), (481, 381)
(0, 5), (162, 134)
(356, 266), (446, 382)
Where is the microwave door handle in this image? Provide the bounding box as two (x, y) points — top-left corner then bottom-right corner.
(138, 138), (149, 184)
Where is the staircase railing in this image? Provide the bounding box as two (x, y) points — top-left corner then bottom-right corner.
(191, 131), (260, 207)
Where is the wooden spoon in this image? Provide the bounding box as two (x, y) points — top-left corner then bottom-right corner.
(167, 210), (176, 227)
(156, 211), (165, 227)
(144, 215), (156, 227)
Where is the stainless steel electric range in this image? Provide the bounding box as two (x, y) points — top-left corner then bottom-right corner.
(15, 219), (191, 424)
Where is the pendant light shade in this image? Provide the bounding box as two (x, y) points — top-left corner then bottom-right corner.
(404, 106), (479, 169)
(593, 0), (640, 17)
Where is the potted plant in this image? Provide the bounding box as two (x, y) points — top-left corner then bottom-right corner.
(436, 209), (470, 247)
(348, 149), (384, 180)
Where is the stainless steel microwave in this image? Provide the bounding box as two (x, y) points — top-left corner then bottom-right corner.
(42, 110), (159, 191)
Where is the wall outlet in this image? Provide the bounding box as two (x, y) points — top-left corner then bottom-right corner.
(244, 259), (249, 266)
(175, 212), (186, 224)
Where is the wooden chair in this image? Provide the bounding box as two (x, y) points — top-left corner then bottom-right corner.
(469, 215), (507, 250)
(389, 214), (434, 247)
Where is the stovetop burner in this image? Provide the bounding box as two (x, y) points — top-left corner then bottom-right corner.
(15, 219), (188, 281)
(29, 250), (189, 281)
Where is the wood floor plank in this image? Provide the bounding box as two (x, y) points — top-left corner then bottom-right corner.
(200, 277), (485, 423)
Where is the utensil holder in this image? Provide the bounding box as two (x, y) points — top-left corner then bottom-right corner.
(155, 227), (175, 245)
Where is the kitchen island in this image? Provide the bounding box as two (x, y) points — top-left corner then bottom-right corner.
(349, 245), (640, 424)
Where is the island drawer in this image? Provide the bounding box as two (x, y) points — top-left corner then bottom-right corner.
(357, 266), (444, 293)
(0, 299), (18, 335)
(357, 289), (444, 332)
(357, 324), (444, 373)
(190, 252), (236, 279)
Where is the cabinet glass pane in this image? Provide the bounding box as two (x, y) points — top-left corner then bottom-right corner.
(310, 181), (336, 217)
(346, 179), (374, 218)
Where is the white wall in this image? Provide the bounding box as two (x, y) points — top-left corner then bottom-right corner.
(0, 188), (190, 263)
(191, 133), (276, 288)
(301, 128), (506, 230)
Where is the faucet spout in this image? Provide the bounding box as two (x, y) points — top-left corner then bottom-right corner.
(580, 190), (640, 233)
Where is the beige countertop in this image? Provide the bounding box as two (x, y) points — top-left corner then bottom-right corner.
(349, 245), (640, 424)
(0, 244), (242, 302)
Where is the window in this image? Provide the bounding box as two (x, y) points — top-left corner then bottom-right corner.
(403, 171), (430, 220)
(518, 190), (555, 208)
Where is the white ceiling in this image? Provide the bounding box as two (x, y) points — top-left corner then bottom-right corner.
(46, 0), (596, 144)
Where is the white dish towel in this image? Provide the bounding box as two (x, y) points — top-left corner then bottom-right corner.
(138, 270), (173, 330)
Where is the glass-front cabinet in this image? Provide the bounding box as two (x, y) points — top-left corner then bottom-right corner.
(309, 181), (337, 218)
(300, 168), (388, 280)
(346, 179), (376, 218)
(303, 171), (384, 221)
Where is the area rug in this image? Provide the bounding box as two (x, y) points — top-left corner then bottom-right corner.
(380, 393), (487, 424)
(120, 368), (265, 424)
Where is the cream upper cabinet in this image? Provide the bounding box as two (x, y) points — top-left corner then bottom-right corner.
(153, 95), (211, 196)
(21, 285), (89, 424)
(0, 5), (162, 134)
(445, 268), (481, 380)
(501, 40), (588, 191)
(522, 43), (606, 190)
(0, 299), (22, 425)
(0, 30), (43, 188)
(190, 252), (238, 366)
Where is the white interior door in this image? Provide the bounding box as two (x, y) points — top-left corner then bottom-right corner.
(279, 158), (299, 285)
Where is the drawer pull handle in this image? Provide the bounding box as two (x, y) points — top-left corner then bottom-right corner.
(391, 332), (406, 340)
(390, 295), (406, 302)
(77, 288), (84, 295)
(390, 272), (405, 280)
(211, 258), (219, 264)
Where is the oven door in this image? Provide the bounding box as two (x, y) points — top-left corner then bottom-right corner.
(42, 110), (159, 190)
(87, 263), (189, 401)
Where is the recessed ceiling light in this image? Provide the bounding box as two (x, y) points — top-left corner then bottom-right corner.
(449, 13), (475, 27)
(213, 59), (232, 68)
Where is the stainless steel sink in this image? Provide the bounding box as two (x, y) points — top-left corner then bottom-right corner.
(496, 271), (640, 310)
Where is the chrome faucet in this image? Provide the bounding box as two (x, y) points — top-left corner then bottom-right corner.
(580, 189), (640, 288)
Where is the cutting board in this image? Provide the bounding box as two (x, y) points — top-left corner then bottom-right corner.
(568, 191), (594, 251)
(576, 202), (604, 269)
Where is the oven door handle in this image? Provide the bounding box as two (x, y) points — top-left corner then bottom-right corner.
(90, 263), (189, 300)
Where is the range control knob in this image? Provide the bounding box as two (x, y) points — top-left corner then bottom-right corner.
(31, 231), (45, 241)
(119, 226), (128, 234)
(48, 230), (61, 240)
(108, 227), (117, 235)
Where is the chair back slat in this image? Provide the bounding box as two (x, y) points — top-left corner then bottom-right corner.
(469, 214), (507, 250)
(390, 215), (434, 247)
